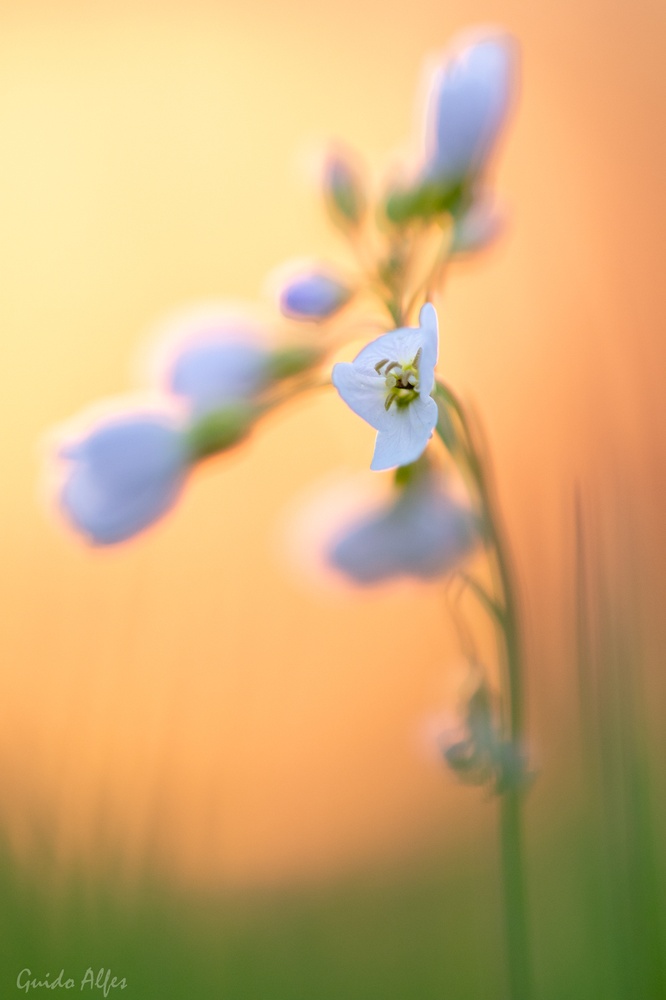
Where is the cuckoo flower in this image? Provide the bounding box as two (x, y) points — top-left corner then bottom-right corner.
(332, 303), (439, 471)
(58, 411), (191, 545)
(328, 472), (476, 584)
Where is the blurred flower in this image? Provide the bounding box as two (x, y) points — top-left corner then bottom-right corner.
(451, 193), (505, 254)
(279, 270), (352, 320)
(423, 31), (516, 190)
(58, 412), (191, 545)
(384, 31), (516, 224)
(167, 335), (271, 415)
(332, 303), (439, 471)
(323, 146), (367, 229)
(328, 470), (476, 583)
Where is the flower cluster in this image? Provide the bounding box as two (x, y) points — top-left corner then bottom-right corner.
(49, 26), (517, 589)
(55, 319), (322, 545)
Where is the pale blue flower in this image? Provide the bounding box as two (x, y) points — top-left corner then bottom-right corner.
(58, 412), (190, 545)
(280, 271), (351, 320)
(167, 336), (270, 415)
(332, 303), (439, 471)
(424, 33), (516, 189)
(328, 474), (476, 583)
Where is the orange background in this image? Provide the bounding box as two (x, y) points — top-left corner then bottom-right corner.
(1, 0), (665, 886)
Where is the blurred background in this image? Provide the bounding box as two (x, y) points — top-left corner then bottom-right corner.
(1, 0), (665, 996)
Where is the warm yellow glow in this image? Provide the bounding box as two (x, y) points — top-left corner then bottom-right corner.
(1, 1), (665, 886)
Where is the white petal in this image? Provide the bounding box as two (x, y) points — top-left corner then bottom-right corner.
(370, 395), (438, 470)
(332, 362), (390, 429)
(417, 303), (439, 391)
(353, 327), (424, 374)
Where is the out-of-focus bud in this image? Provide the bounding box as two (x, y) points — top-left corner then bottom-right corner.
(279, 270), (352, 321)
(384, 30), (517, 226)
(186, 402), (258, 460)
(323, 147), (367, 229)
(167, 335), (271, 416)
(424, 31), (517, 190)
(57, 411), (190, 545)
(441, 678), (533, 795)
(451, 194), (505, 254)
(327, 470), (477, 584)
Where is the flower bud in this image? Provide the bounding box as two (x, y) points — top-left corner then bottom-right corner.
(167, 335), (271, 415)
(327, 471), (477, 584)
(424, 32), (517, 190)
(451, 194), (505, 254)
(323, 148), (367, 229)
(279, 270), (352, 321)
(57, 411), (190, 545)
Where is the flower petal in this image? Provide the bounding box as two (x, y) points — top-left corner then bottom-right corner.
(353, 327), (425, 375)
(370, 394), (438, 471)
(331, 362), (388, 429)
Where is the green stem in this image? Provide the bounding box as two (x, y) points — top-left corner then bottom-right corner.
(435, 381), (533, 1000)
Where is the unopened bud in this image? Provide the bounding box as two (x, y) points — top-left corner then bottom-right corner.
(280, 271), (352, 321)
(323, 149), (367, 229)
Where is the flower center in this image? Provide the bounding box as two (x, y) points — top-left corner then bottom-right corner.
(374, 348), (422, 410)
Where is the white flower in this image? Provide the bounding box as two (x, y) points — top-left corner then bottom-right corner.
(332, 303), (439, 471)
(327, 472), (477, 584)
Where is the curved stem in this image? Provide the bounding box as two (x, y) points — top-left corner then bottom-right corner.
(435, 380), (533, 1000)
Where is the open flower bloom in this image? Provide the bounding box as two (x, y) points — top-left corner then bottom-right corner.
(167, 335), (271, 416)
(58, 412), (191, 545)
(423, 31), (516, 189)
(327, 472), (477, 583)
(332, 303), (439, 471)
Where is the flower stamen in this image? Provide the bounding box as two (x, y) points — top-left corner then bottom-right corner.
(380, 347), (423, 410)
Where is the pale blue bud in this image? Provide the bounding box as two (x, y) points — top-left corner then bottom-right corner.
(424, 33), (516, 188)
(58, 412), (190, 545)
(168, 337), (270, 415)
(328, 474), (476, 584)
(279, 271), (351, 321)
(451, 194), (505, 254)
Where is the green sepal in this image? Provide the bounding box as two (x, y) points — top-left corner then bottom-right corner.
(186, 403), (257, 461)
(384, 179), (466, 225)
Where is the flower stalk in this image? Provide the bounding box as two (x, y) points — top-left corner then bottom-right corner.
(435, 380), (533, 1000)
